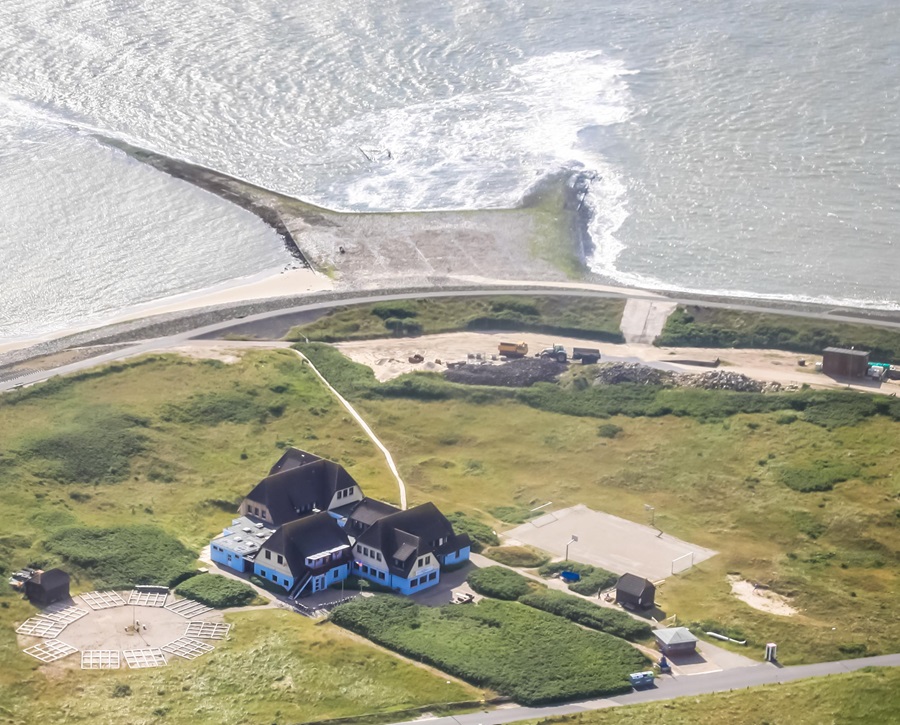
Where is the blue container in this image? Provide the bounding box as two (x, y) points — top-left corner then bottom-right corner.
(560, 571), (581, 582)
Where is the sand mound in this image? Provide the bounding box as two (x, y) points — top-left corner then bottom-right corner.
(728, 575), (798, 616)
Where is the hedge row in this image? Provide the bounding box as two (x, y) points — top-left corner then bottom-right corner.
(331, 596), (645, 705)
(467, 566), (539, 600)
(174, 573), (256, 608)
(519, 590), (651, 641)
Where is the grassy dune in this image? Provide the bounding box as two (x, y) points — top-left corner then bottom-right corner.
(346, 387), (900, 664)
(0, 350), (471, 722)
(285, 295), (626, 344)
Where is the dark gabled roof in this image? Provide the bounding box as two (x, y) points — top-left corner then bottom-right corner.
(31, 568), (70, 590)
(263, 512), (350, 579)
(617, 572), (654, 597)
(356, 502), (459, 577)
(268, 447), (322, 476)
(245, 458), (360, 526)
(346, 498), (401, 529)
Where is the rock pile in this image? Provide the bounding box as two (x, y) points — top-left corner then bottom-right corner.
(444, 357), (564, 387)
(677, 370), (780, 393)
(591, 363), (675, 386)
(591, 362), (782, 393)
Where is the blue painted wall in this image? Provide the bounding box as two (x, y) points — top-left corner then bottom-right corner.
(211, 542), (249, 573)
(253, 563), (293, 591)
(443, 546), (471, 566)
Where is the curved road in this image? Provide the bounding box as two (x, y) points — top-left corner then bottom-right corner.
(392, 653), (900, 725)
(5, 282), (900, 393)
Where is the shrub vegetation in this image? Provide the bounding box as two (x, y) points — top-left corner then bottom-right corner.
(46, 525), (197, 588)
(331, 596), (646, 704)
(174, 573), (257, 608)
(467, 566), (539, 600)
(657, 305), (900, 364)
(519, 590), (651, 641)
(444, 512), (499, 553)
(539, 561), (618, 596)
(484, 546), (549, 568)
(287, 296), (626, 344)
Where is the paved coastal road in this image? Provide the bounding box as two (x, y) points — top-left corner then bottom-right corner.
(391, 654), (900, 725)
(5, 283), (900, 395)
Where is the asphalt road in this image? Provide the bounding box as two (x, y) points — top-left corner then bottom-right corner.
(391, 653), (900, 725)
(6, 283), (900, 394)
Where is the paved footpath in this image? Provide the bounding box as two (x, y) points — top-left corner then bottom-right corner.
(389, 653), (900, 725)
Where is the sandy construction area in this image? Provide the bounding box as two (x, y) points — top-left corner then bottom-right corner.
(334, 331), (898, 393)
(728, 576), (798, 616)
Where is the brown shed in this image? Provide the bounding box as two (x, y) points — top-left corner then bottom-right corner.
(822, 347), (869, 378)
(24, 569), (70, 605)
(615, 573), (656, 610)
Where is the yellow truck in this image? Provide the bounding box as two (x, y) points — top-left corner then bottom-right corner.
(498, 341), (528, 358)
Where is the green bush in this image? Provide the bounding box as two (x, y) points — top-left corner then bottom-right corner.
(372, 303), (419, 320)
(519, 590), (651, 641)
(445, 512), (499, 553)
(20, 408), (148, 484)
(484, 546), (549, 568)
(467, 567), (537, 600)
(249, 574), (287, 595)
(597, 423), (623, 438)
(174, 573), (256, 608)
(331, 596), (646, 705)
(779, 462), (861, 492)
(488, 506), (539, 524)
(539, 561), (618, 596)
(46, 525), (197, 588)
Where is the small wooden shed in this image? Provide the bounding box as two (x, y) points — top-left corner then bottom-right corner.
(615, 573), (655, 610)
(24, 569), (70, 606)
(653, 626), (698, 655)
(822, 347), (869, 378)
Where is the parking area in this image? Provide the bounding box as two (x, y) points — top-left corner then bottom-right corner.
(505, 505), (717, 581)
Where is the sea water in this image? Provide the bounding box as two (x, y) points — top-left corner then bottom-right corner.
(1, 0), (898, 340)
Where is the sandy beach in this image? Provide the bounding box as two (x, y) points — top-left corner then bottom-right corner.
(0, 265), (331, 357)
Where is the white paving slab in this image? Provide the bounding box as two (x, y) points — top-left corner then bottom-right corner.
(162, 637), (214, 660)
(80, 591), (126, 610)
(184, 621), (232, 640)
(164, 598), (212, 619)
(122, 648), (168, 668)
(81, 650), (121, 669)
(24, 639), (78, 663)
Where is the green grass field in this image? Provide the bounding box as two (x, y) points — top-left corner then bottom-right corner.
(0, 350), (469, 722)
(531, 666), (900, 725)
(3, 609), (479, 725)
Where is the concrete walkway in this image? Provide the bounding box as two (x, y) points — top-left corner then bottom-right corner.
(620, 299), (677, 344)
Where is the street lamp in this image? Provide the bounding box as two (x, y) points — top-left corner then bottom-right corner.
(565, 535), (578, 561)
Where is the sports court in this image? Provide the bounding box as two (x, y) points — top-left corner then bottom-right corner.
(505, 504), (717, 582)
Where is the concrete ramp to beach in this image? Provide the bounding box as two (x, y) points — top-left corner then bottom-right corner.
(621, 299), (677, 344)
